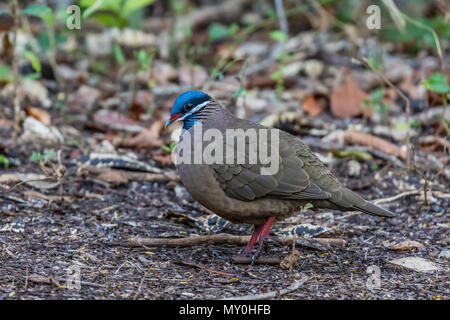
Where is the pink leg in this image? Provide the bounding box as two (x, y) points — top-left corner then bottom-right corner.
(240, 225), (263, 256)
(252, 217), (276, 264)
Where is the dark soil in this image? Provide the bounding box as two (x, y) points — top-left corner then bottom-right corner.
(1, 156), (448, 300)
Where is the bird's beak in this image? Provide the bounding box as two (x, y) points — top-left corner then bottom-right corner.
(165, 113), (182, 128)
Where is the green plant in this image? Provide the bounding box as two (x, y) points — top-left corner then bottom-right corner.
(30, 150), (54, 164)
(208, 23), (238, 42)
(361, 88), (390, 123)
(0, 155), (9, 168)
(422, 73), (450, 135)
(163, 142), (178, 153)
(81, 0), (155, 29)
(269, 30), (289, 99)
(22, 4), (59, 84)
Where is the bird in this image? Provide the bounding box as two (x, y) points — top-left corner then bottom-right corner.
(165, 90), (394, 261)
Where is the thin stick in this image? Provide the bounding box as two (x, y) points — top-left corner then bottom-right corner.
(373, 190), (421, 205)
(223, 275), (308, 300)
(11, 0), (20, 141)
(174, 260), (236, 277)
(128, 233), (250, 247)
(360, 57), (413, 170)
(231, 256), (280, 265)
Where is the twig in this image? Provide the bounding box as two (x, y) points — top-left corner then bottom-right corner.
(373, 190), (421, 205)
(223, 275), (308, 300)
(134, 267), (152, 300)
(274, 0), (288, 36)
(128, 233), (250, 247)
(381, 0), (406, 33)
(11, 0), (20, 141)
(174, 260), (236, 277)
(128, 234), (333, 253)
(360, 57), (413, 170)
(401, 13), (444, 69)
(232, 256), (281, 265)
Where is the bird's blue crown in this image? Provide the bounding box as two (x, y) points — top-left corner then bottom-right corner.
(168, 91), (211, 129)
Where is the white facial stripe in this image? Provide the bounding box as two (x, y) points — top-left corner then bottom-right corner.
(178, 100), (210, 121)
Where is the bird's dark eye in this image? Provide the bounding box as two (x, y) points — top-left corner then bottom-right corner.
(183, 103), (194, 112)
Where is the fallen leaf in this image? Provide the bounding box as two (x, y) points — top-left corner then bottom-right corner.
(151, 153), (173, 166)
(389, 257), (439, 273)
(0, 118), (13, 129)
(18, 117), (64, 144)
(330, 74), (368, 118)
(67, 85), (101, 111)
(154, 61), (178, 85)
(303, 93), (327, 117)
(388, 240), (424, 251)
(179, 65), (208, 87)
(94, 110), (144, 133)
(119, 120), (163, 148)
(96, 170), (128, 184)
(18, 173), (61, 190)
(325, 130), (407, 159)
(25, 106), (51, 125)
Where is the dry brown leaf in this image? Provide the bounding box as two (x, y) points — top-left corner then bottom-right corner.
(179, 65), (208, 87)
(94, 110), (144, 133)
(330, 74), (368, 118)
(119, 120), (163, 148)
(303, 94), (327, 117)
(344, 131), (406, 159)
(388, 240), (424, 251)
(24, 106), (51, 125)
(67, 85), (101, 111)
(152, 152), (173, 166)
(389, 257), (439, 273)
(96, 170), (128, 184)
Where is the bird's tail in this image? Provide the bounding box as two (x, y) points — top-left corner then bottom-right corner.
(331, 188), (395, 217)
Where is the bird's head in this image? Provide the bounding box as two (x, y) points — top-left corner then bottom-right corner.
(165, 90), (211, 129)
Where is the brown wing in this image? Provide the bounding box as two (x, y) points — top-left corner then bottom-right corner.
(212, 130), (331, 201)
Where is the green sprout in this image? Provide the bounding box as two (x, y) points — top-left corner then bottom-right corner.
(422, 73), (450, 135)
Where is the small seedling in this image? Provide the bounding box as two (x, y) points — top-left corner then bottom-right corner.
(163, 142), (178, 153)
(422, 72), (450, 135)
(0, 155), (9, 168)
(30, 150), (54, 164)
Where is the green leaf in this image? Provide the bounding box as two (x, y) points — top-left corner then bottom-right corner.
(23, 50), (41, 73)
(30, 152), (45, 162)
(163, 142), (178, 152)
(113, 43), (125, 65)
(371, 88), (384, 102)
(30, 150), (54, 163)
(0, 65), (13, 83)
(122, 0), (155, 17)
(82, 0), (105, 20)
(395, 121), (409, 130)
(422, 73), (450, 93)
(232, 87), (247, 98)
(209, 23), (230, 42)
(22, 4), (54, 27)
(0, 155), (9, 168)
(270, 30), (288, 43)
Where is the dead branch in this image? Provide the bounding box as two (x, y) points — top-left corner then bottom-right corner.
(128, 233), (250, 247)
(11, 0), (20, 141)
(223, 275), (309, 300)
(174, 260), (236, 277)
(231, 256), (281, 265)
(343, 131), (406, 159)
